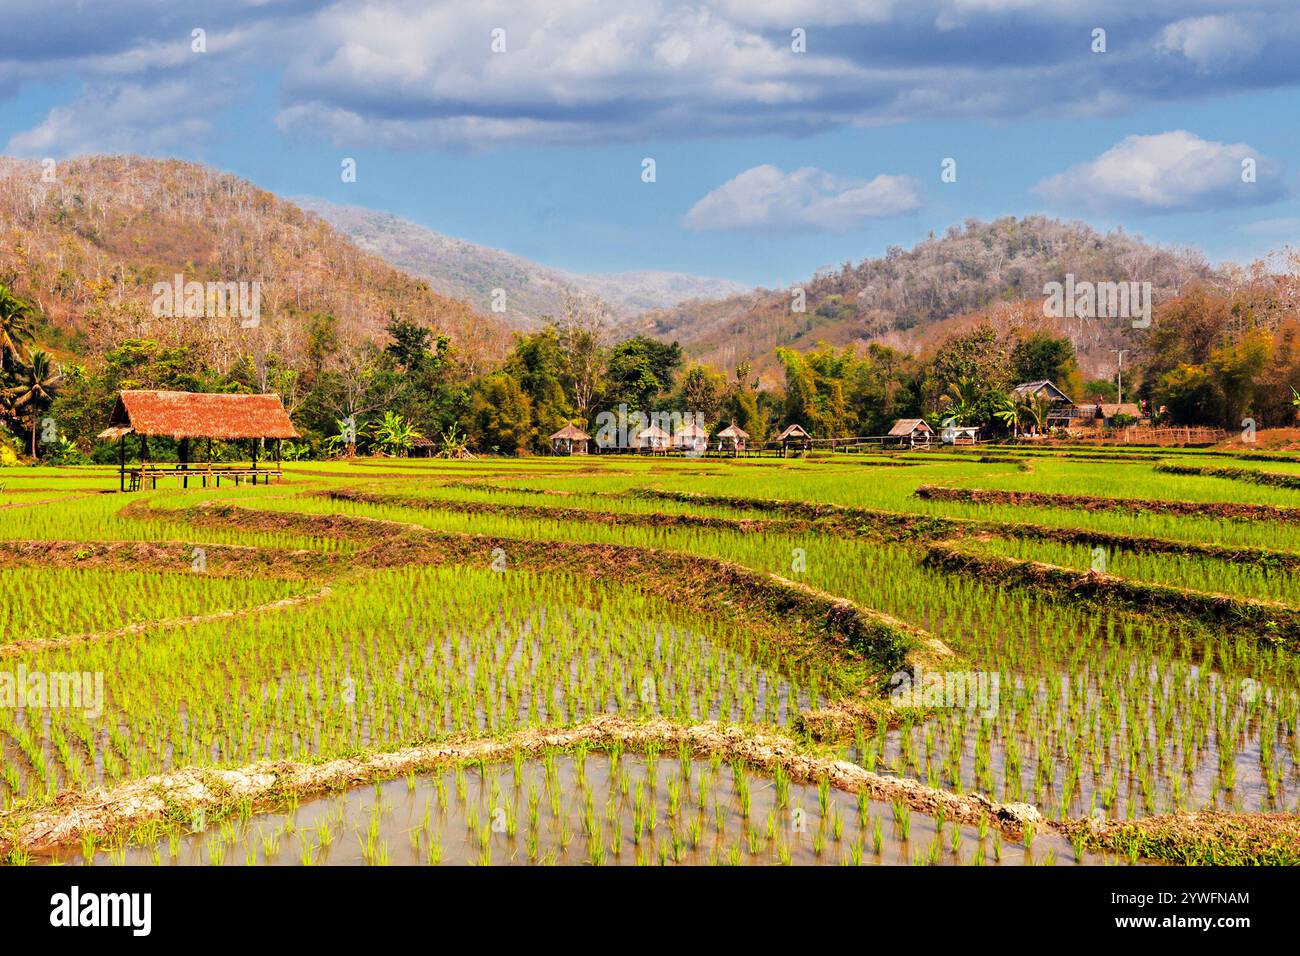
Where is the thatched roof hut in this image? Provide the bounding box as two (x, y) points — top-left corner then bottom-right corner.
(549, 422), (591, 456)
(634, 424), (671, 450)
(716, 422), (749, 452)
(99, 390), (298, 440)
(99, 390), (297, 491)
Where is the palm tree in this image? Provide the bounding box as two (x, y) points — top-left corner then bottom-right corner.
(370, 410), (422, 456)
(1021, 395), (1053, 436)
(993, 395), (1023, 437)
(5, 350), (62, 456)
(0, 285), (35, 372)
(939, 376), (981, 426)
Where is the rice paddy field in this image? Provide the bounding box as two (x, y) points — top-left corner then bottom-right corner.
(2, 444), (1299, 867)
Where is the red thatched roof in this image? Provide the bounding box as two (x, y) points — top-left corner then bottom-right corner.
(100, 391), (298, 440)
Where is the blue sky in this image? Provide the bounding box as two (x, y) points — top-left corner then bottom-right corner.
(1, 1), (1298, 286)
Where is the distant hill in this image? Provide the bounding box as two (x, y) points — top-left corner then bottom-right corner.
(0, 156), (512, 369)
(300, 199), (751, 326)
(630, 216), (1220, 381)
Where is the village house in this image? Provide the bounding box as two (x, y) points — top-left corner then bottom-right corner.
(1012, 380), (1076, 429)
(1070, 402), (1147, 430)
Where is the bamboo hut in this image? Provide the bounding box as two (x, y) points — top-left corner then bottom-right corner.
(673, 420), (709, 455)
(634, 424), (672, 453)
(888, 418), (933, 447)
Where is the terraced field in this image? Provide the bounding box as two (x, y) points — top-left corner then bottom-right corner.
(1, 447), (1298, 866)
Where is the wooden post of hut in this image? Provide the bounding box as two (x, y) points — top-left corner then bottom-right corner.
(99, 390), (298, 492)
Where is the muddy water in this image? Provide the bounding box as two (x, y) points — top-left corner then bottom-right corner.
(852, 665), (1296, 821)
(51, 754), (1110, 866)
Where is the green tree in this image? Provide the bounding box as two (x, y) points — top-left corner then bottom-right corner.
(0, 285), (35, 372)
(5, 350), (63, 456)
(467, 372), (533, 454)
(1156, 364), (1221, 425)
(1011, 333), (1078, 387)
(604, 336), (682, 411)
(369, 410), (423, 456)
(1207, 329), (1270, 428)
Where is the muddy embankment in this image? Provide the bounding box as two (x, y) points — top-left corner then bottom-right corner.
(325, 485), (1300, 570)
(1154, 462), (1300, 490)
(0, 715), (1041, 857)
(914, 484), (1300, 522)
(6, 713), (1291, 864)
(0, 536), (339, 579)
(1060, 810), (1300, 866)
(316, 488), (804, 535)
(627, 489), (1300, 568)
(922, 542), (1300, 648)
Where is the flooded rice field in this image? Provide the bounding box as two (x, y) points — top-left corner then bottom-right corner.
(48, 753), (1107, 867)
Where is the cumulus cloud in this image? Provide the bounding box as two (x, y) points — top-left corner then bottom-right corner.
(5, 80), (232, 157)
(1157, 15), (1262, 73)
(1032, 131), (1286, 215)
(1, 2), (1298, 153)
(684, 164), (921, 233)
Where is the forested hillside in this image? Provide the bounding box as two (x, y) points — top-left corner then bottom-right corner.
(0, 156), (511, 374)
(635, 217), (1220, 380)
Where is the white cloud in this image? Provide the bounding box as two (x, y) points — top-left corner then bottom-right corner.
(684, 164), (922, 233)
(1238, 217), (1300, 236)
(1032, 131), (1285, 215)
(715, 0), (895, 28)
(5, 80), (230, 157)
(1157, 15), (1262, 73)
(2, 2), (1298, 153)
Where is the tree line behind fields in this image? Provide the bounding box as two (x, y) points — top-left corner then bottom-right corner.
(4, 269), (1300, 461)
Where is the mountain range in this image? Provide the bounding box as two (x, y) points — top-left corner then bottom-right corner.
(298, 199), (751, 327)
(0, 155), (1229, 387)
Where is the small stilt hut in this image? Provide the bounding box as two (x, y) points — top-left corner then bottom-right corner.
(715, 422), (749, 456)
(888, 418), (934, 448)
(549, 422), (590, 456)
(100, 390), (298, 491)
(673, 420), (709, 455)
(634, 423), (672, 453)
(775, 423), (811, 457)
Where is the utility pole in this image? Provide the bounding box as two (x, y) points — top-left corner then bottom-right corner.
(1110, 349), (1130, 405)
